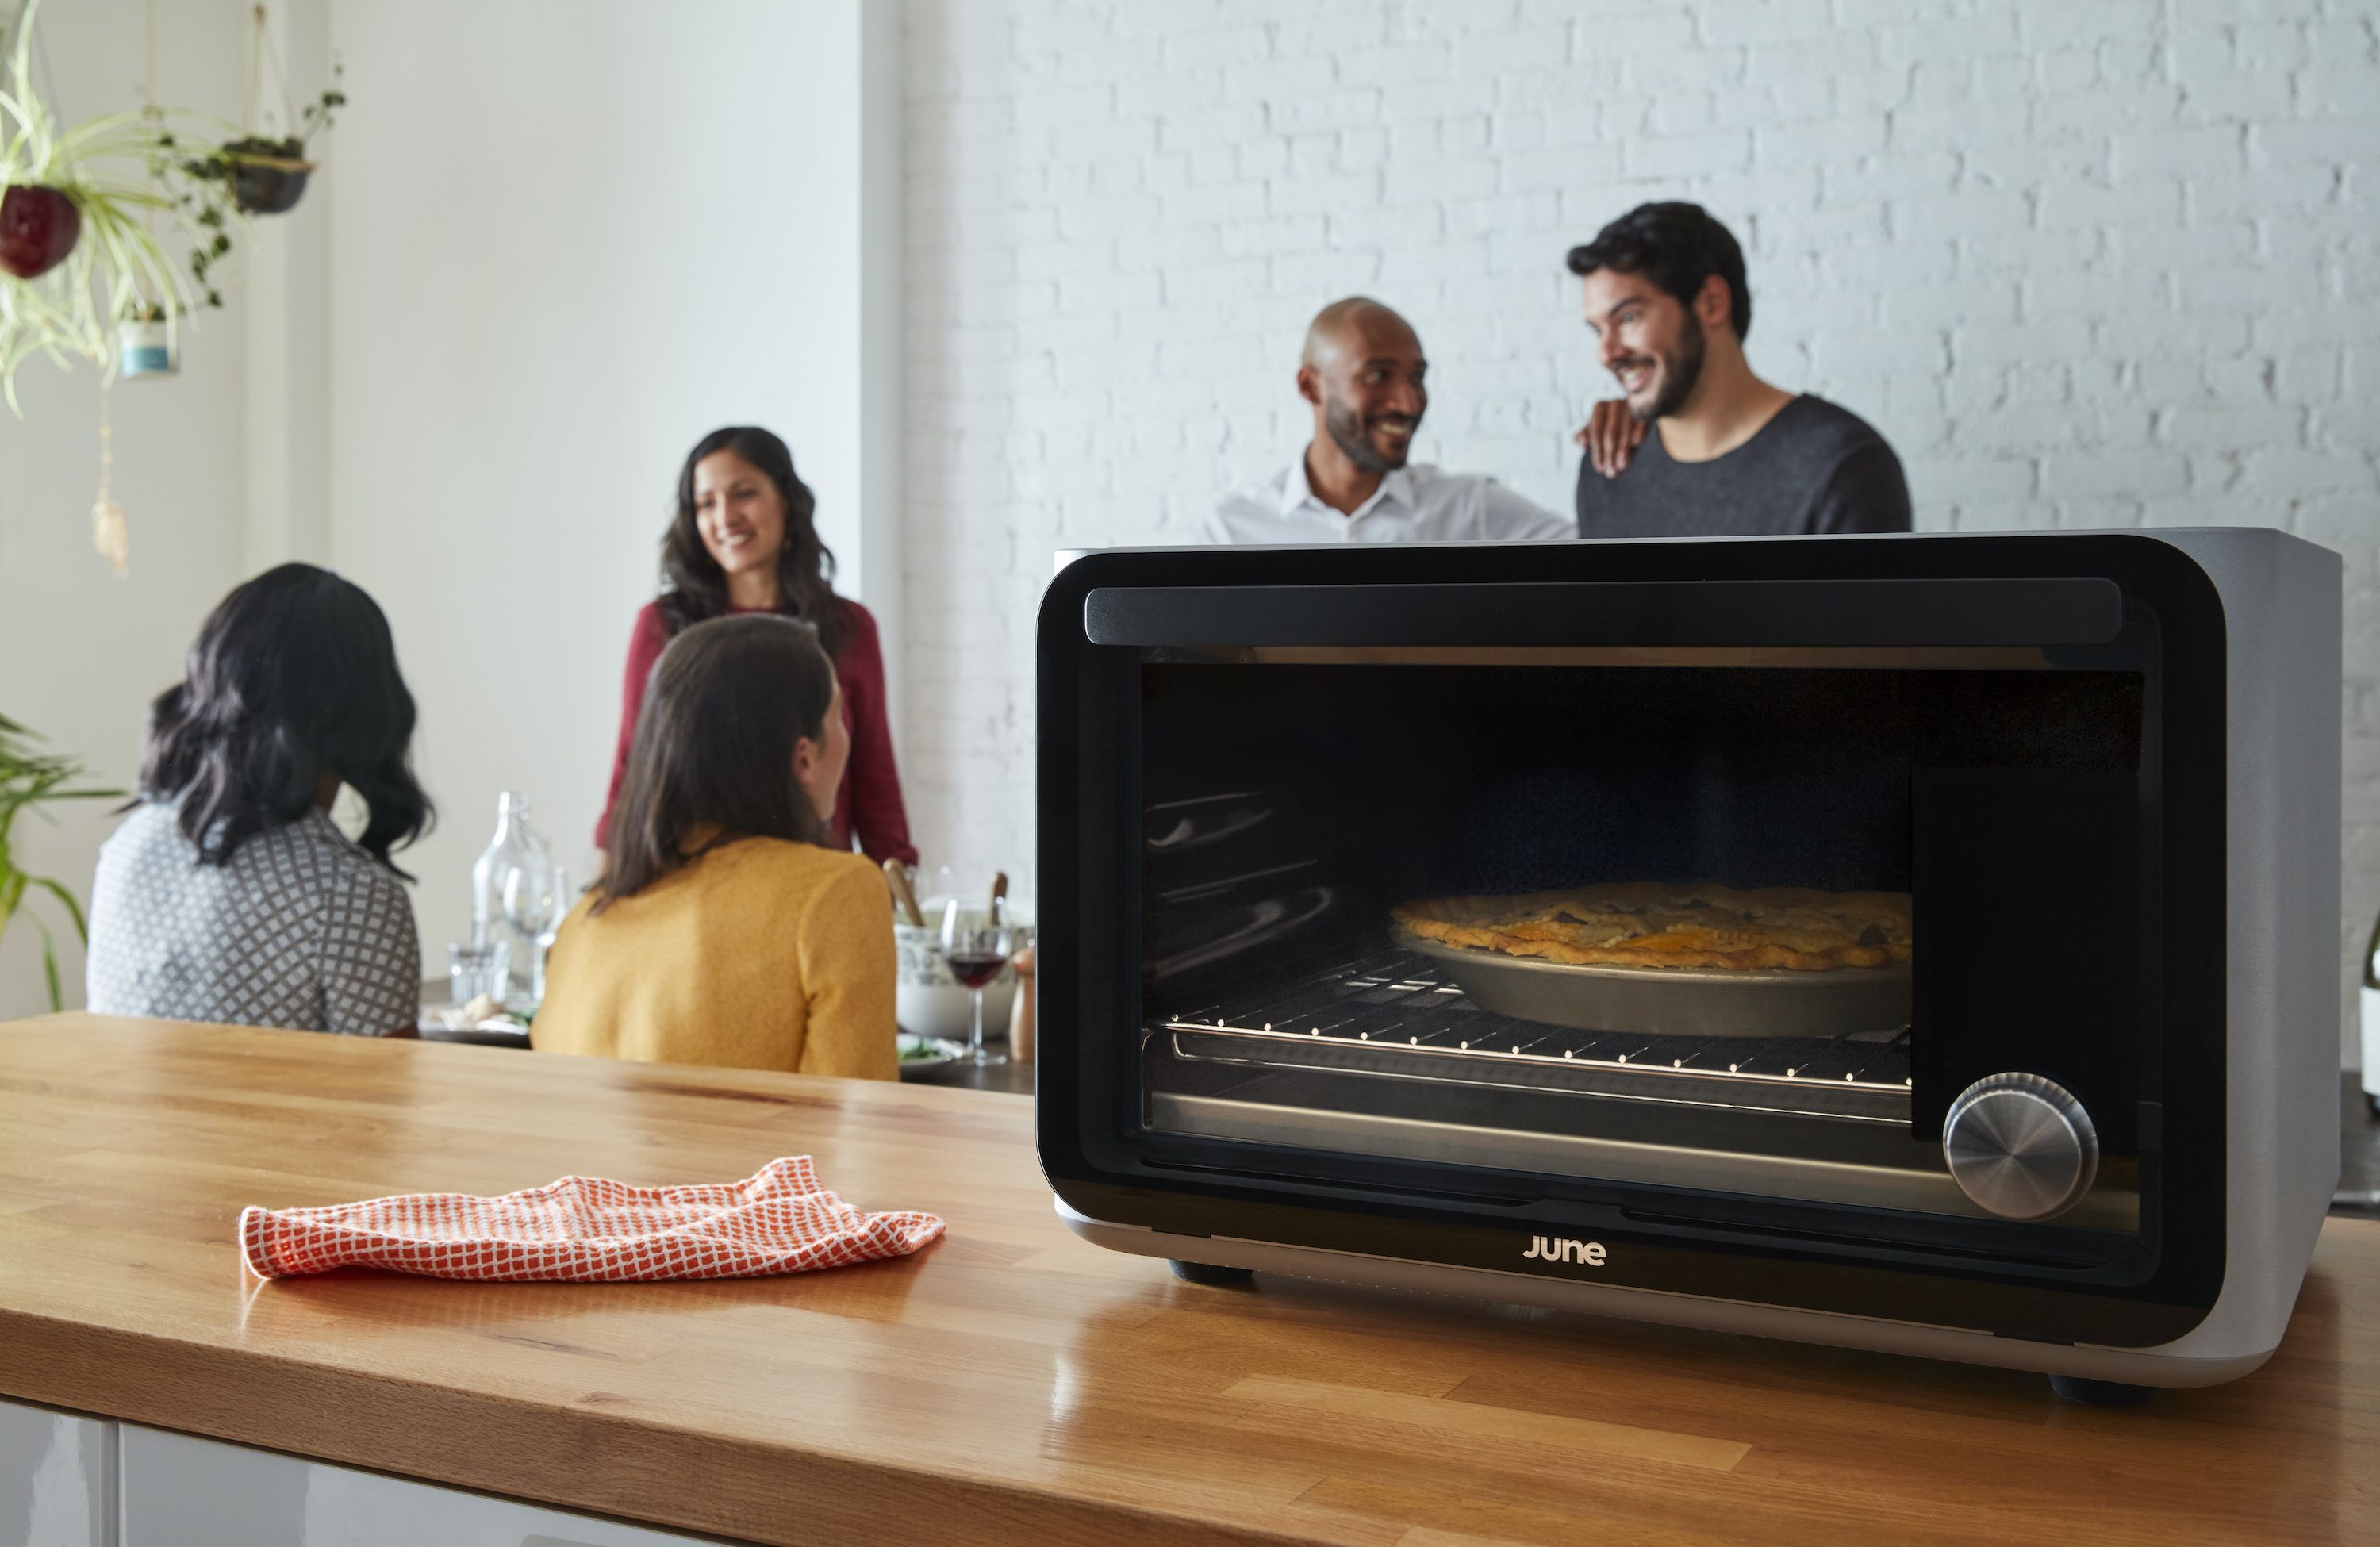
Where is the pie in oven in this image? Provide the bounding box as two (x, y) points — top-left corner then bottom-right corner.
(1392, 882), (1912, 972)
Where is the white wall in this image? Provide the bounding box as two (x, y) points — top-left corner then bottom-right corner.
(9, 0), (2374, 1057)
(901, 0), (2380, 1058)
(0, 0), (253, 1020)
(314, 0), (900, 969)
(2, 0), (904, 1014)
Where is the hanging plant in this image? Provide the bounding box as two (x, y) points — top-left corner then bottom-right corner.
(0, 0), (221, 411)
(178, 15), (344, 217)
(0, 181), (76, 278)
(1, 1), (352, 572)
(151, 117), (238, 309)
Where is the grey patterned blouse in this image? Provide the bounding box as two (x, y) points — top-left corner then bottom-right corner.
(85, 802), (420, 1037)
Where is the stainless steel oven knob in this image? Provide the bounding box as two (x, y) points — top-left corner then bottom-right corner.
(1941, 1073), (2099, 1222)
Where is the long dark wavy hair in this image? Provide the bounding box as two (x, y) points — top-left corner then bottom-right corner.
(595, 615), (837, 912)
(138, 563), (433, 873)
(657, 426), (848, 659)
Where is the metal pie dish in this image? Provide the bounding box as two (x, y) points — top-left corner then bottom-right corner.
(1394, 929), (1911, 1040)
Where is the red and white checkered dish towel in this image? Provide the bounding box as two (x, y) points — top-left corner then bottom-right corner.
(239, 1156), (944, 1282)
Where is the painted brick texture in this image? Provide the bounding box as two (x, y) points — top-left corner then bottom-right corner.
(903, 0), (2380, 1052)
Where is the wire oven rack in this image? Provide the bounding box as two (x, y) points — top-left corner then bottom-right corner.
(1159, 947), (1914, 1123)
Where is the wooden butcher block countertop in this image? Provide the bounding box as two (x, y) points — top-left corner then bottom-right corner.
(0, 1012), (2373, 1547)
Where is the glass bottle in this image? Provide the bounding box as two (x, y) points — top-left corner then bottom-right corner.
(470, 791), (549, 1000)
(508, 862), (570, 1005)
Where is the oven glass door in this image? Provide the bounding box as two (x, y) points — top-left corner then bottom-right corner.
(1134, 642), (2155, 1246)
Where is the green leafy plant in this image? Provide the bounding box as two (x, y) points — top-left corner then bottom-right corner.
(0, 712), (121, 1012)
(148, 114), (238, 308)
(0, 0), (237, 409)
(179, 63), (344, 221)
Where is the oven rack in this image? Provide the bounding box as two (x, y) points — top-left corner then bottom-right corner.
(1161, 948), (1913, 1123)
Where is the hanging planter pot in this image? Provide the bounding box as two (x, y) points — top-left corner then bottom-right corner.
(117, 308), (178, 378)
(189, 21), (345, 221)
(220, 136), (312, 215)
(0, 184), (80, 279)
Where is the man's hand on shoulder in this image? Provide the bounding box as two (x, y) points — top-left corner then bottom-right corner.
(1573, 399), (1646, 479)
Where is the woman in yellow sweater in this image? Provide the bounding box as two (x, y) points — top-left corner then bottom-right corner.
(533, 616), (896, 1079)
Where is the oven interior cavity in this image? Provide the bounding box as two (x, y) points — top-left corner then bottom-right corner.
(1137, 654), (2150, 1237)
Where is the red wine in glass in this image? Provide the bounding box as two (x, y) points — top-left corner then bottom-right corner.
(939, 890), (1014, 1065)
(945, 951), (1007, 989)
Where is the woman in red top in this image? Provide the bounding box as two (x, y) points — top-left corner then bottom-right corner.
(598, 426), (916, 866)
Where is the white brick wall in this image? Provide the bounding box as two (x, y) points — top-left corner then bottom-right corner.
(902, 0), (2380, 1057)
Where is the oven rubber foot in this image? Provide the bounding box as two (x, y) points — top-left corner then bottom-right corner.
(1169, 1259), (1255, 1288)
(2049, 1374), (2156, 1407)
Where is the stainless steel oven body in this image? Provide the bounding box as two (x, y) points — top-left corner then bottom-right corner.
(1036, 528), (2340, 1394)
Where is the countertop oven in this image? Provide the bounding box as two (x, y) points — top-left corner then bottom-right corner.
(1037, 528), (2340, 1400)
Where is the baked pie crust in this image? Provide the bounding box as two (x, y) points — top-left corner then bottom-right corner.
(1392, 882), (1912, 973)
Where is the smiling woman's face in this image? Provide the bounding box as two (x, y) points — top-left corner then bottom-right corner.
(692, 451), (786, 582)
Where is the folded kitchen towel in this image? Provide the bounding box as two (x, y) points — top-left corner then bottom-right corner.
(239, 1156), (944, 1281)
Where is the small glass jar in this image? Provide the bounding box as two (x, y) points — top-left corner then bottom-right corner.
(447, 939), (509, 1008)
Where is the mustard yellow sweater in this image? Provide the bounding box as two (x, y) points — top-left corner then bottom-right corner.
(532, 835), (897, 1080)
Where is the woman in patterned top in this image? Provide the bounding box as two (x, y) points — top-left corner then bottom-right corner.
(86, 565), (434, 1037)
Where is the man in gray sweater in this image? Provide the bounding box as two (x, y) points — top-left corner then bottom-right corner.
(1567, 202), (1911, 538)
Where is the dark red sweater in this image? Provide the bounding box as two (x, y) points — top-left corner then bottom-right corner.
(597, 597), (918, 867)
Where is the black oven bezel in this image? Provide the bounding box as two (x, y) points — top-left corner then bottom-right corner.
(1036, 533), (2226, 1349)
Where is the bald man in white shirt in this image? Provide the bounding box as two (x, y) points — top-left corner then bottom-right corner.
(1203, 297), (1571, 545)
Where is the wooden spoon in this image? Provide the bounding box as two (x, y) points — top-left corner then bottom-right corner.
(883, 860), (925, 927)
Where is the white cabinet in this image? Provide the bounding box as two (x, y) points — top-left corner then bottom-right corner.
(0, 1398), (739, 1547)
(118, 1426), (731, 1546)
(0, 1398), (111, 1547)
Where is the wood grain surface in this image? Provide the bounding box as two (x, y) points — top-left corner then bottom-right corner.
(0, 1012), (2372, 1547)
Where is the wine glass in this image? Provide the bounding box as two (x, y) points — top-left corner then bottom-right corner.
(939, 890), (1015, 1066)
(501, 859), (565, 1005)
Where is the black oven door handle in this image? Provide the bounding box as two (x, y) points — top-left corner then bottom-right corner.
(1083, 578), (2127, 649)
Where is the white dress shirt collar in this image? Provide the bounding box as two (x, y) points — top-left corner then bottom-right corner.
(1202, 450), (1571, 546)
(1280, 451), (1414, 525)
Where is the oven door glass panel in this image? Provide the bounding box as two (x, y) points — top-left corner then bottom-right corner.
(1136, 648), (2148, 1237)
